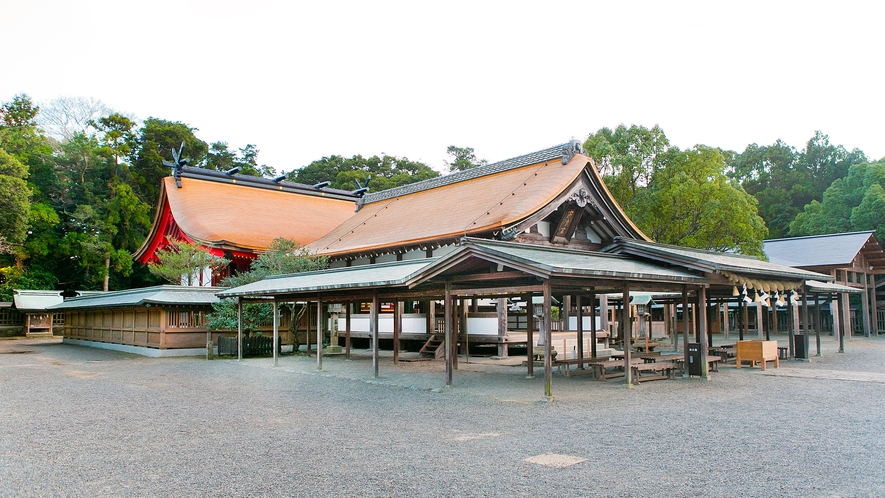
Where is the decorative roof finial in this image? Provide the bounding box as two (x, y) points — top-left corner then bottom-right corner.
(162, 141), (190, 188)
(561, 139), (584, 165)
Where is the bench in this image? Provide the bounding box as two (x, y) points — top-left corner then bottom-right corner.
(674, 355), (722, 373)
(735, 340), (779, 370)
(631, 361), (677, 383)
(555, 356), (611, 377)
(592, 359), (640, 381)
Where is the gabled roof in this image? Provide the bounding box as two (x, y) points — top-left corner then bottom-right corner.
(602, 237), (831, 284)
(423, 238), (706, 285)
(763, 231), (885, 268)
(134, 167), (358, 262)
(307, 143), (645, 257)
(50, 285), (222, 310)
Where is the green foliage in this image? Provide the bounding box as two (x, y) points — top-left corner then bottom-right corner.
(0, 149), (31, 247)
(129, 118), (208, 207)
(206, 142), (275, 177)
(632, 146), (768, 255)
(148, 238), (230, 286)
(584, 124), (670, 208)
(729, 132), (866, 238)
(292, 154), (438, 192)
(0, 266), (58, 301)
(790, 158), (885, 241)
(208, 238), (327, 336)
(445, 145), (487, 172)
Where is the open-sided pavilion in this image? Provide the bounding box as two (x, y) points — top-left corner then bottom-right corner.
(218, 237), (831, 399)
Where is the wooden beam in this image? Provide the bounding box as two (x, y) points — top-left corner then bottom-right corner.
(447, 271), (527, 283)
(316, 296), (323, 371)
(372, 291), (379, 378)
(543, 279), (553, 401)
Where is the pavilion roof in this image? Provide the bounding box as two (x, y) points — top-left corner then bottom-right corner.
(50, 285), (223, 310)
(218, 238), (706, 299)
(602, 237), (832, 286)
(763, 231), (885, 269)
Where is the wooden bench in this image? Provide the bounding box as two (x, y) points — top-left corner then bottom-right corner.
(674, 355), (722, 373)
(735, 340), (779, 370)
(631, 361), (677, 383)
(555, 356), (611, 377)
(593, 359), (641, 381)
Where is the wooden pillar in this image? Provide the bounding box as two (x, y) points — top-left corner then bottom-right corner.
(801, 286), (810, 360)
(788, 293), (796, 358)
(371, 291), (379, 378)
(862, 274), (871, 337)
(872, 276), (879, 336)
(525, 292), (534, 379)
(813, 293), (821, 356)
(497, 297), (508, 358)
(316, 296), (324, 370)
(841, 292), (852, 339)
(755, 302), (764, 340)
(698, 286), (710, 379)
(723, 299), (730, 339)
(623, 285), (633, 387)
(543, 280), (553, 400)
(599, 294), (609, 336)
(770, 300), (777, 339)
(576, 294), (584, 361)
(831, 297), (840, 344)
(427, 300), (435, 336)
(589, 292), (598, 358)
(305, 303), (312, 357)
(741, 298), (748, 341)
(444, 282), (453, 386)
(345, 300), (352, 361)
(682, 288), (690, 377)
(564, 295), (572, 332)
(459, 299), (468, 359)
(272, 299), (279, 367)
(393, 300), (402, 365)
(237, 298), (243, 361)
(837, 293), (846, 353)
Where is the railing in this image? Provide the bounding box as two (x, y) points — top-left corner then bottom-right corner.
(167, 310), (205, 328)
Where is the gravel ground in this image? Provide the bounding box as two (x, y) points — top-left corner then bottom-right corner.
(1, 334), (884, 497)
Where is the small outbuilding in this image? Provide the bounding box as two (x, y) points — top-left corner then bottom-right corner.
(51, 285), (223, 357)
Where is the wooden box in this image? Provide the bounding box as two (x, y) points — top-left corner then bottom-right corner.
(735, 340), (779, 370)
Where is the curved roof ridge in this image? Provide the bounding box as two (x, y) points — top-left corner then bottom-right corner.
(362, 143), (570, 204)
(763, 230), (876, 243)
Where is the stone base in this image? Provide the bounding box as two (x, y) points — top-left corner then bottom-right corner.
(324, 345), (343, 354)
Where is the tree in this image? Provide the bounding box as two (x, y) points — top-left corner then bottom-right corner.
(728, 132), (866, 238)
(206, 141), (275, 178)
(293, 154), (438, 192)
(584, 124), (670, 208)
(0, 149), (31, 249)
(147, 238), (229, 286)
(632, 146), (768, 255)
(129, 118), (208, 208)
(208, 238), (328, 339)
(36, 96), (114, 144)
(790, 157), (885, 241)
(445, 145), (487, 172)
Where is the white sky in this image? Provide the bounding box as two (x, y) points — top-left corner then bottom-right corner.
(3, 1), (883, 175)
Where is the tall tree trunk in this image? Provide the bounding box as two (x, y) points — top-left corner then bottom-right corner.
(103, 257), (110, 291)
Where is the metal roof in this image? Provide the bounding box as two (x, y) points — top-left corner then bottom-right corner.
(217, 259), (436, 298)
(220, 238), (708, 299)
(764, 231), (881, 267)
(444, 239), (707, 284)
(804, 280), (864, 294)
(13, 290), (64, 311)
(50, 285), (223, 310)
(602, 237), (831, 282)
